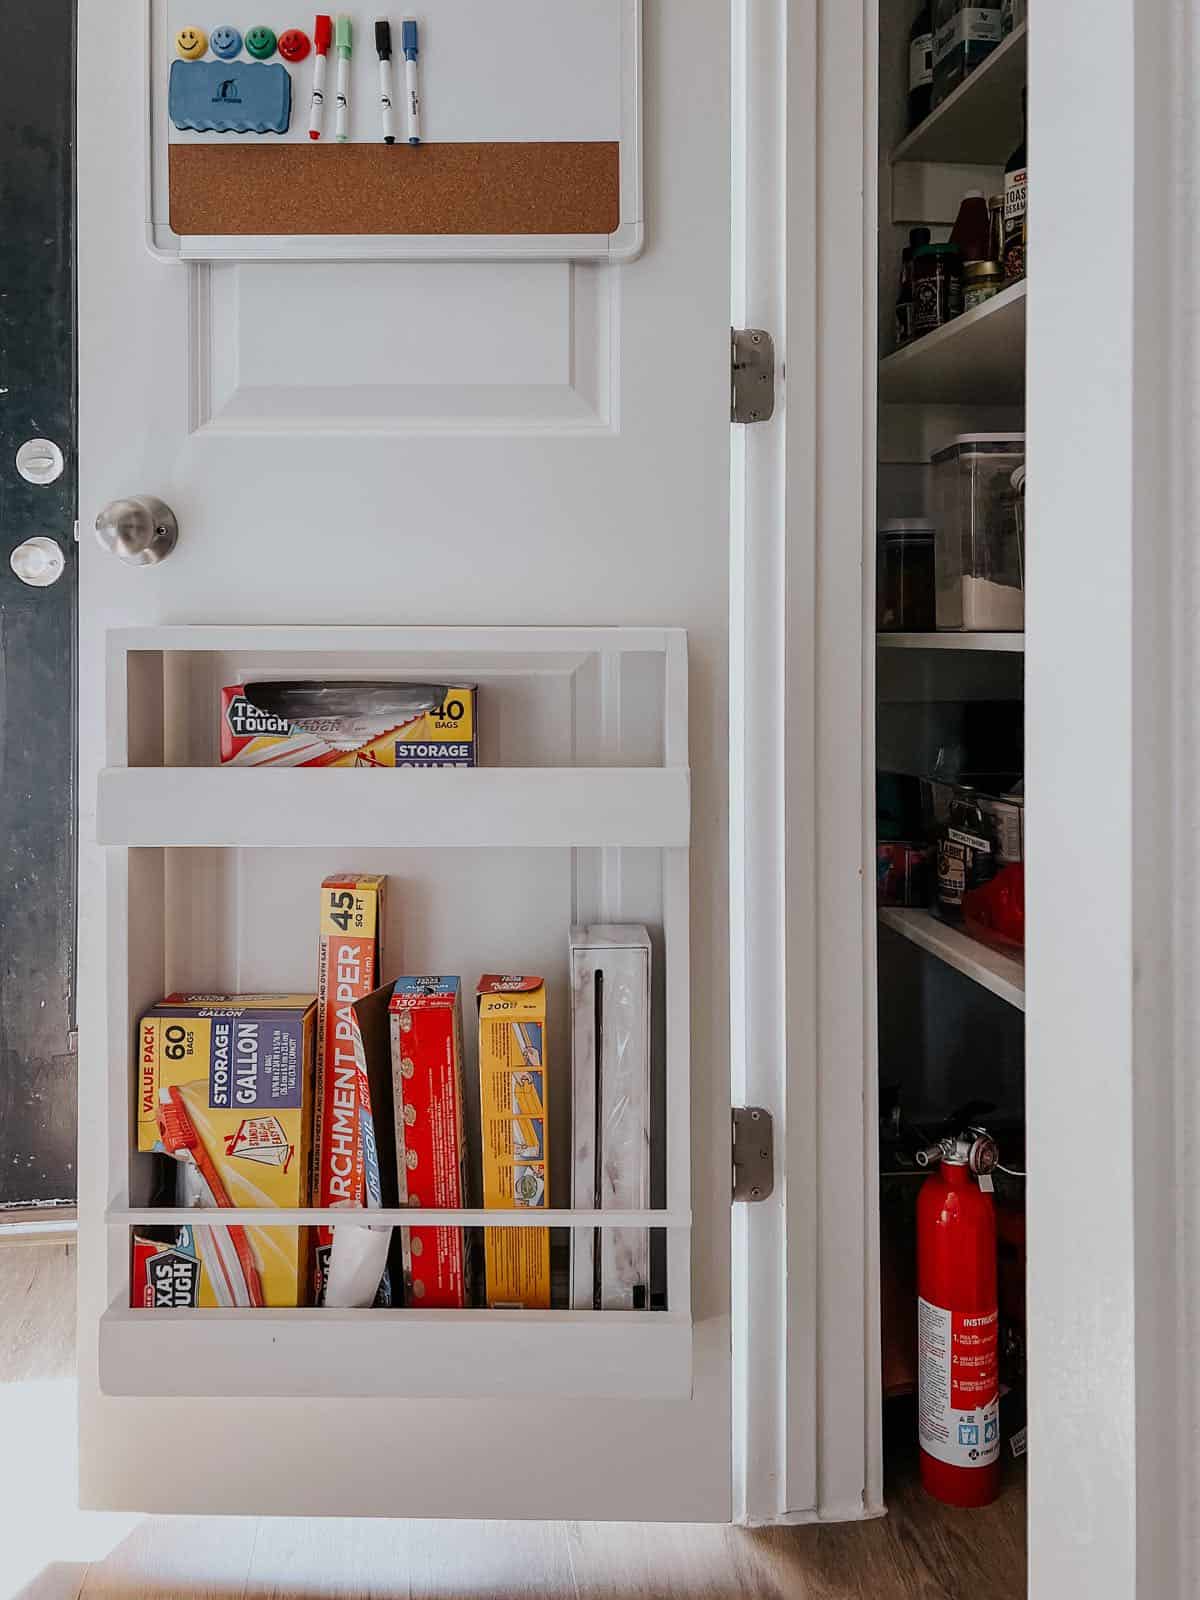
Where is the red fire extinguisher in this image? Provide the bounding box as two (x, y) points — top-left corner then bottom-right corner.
(915, 1127), (1001, 1508)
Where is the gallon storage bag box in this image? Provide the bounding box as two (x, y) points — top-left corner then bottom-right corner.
(220, 681), (477, 767)
(932, 434), (1026, 632)
(389, 977), (474, 1307)
(570, 926), (652, 1311)
(477, 976), (551, 1309)
(134, 994), (317, 1308)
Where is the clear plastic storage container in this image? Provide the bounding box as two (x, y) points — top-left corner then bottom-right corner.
(932, 433), (1026, 632)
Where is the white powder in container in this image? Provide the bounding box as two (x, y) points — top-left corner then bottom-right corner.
(961, 575), (1024, 631)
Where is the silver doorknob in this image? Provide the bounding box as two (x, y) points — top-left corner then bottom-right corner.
(94, 496), (179, 566)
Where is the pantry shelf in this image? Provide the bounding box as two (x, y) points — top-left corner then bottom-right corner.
(96, 767), (691, 850)
(878, 632), (1024, 653)
(99, 1304), (694, 1401)
(878, 907), (1025, 1010)
(879, 279), (1026, 405)
(892, 23), (1027, 167)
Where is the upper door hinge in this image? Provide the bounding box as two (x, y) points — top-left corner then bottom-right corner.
(731, 328), (776, 425)
(732, 1106), (775, 1202)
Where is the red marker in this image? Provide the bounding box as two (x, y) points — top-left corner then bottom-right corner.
(308, 14), (334, 139)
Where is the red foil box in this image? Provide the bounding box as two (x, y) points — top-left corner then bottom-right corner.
(389, 977), (473, 1307)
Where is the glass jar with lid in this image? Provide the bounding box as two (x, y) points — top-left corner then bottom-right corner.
(877, 519), (936, 632)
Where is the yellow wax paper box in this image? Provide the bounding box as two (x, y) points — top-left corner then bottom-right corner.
(135, 994), (317, 1308)
(477, 975), (550, 1309)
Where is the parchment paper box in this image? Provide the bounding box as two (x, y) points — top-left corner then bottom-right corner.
(477, 975), (551, 1309)
(134, 994), (317, 1308)
(313, 874), (387, 1303)
(569, 926), (652, 1310)
(389, 977), (473, 1307)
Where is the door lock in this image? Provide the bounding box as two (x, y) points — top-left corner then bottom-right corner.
(9, 536), (66, 587)
(94, 496), (179, 566)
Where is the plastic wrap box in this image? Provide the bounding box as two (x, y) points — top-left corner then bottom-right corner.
(569, 927), (652, 1310)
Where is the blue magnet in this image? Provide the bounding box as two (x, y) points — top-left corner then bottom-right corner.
(209, 25), (243, 59)
(168, 59), (292, 134)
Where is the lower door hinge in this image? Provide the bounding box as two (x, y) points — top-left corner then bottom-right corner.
(732, 1106), (775, 1202)
(731, 328), (776, 424)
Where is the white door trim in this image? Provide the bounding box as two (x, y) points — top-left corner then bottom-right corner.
(731, 0), (881, 1526)
(1027, 2), (1195, 1595)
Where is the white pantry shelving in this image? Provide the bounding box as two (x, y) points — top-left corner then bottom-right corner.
(878, 632), (1024, 653)
(879, 280), (1026, 404)
(99, 624), (694, 1402)
(892, 23), (1027, 167)
(878, 907), (1025, 1011)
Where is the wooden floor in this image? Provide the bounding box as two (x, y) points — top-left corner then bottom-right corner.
(0, 1241), (1026, 1600)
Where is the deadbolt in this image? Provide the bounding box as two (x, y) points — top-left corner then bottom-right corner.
(9, 536), (66, 587)
(15, 438), (65, 486)
(94, 496), (179, 566)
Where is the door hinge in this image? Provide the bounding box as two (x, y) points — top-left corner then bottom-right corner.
(732, 1106), (775, 1202)
(731, 328), (776, 425)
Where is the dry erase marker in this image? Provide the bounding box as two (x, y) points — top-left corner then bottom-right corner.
(335, 13), (353, 142)
(375, 19), (396, 143)
(309, 14), (332, 139)
(402, 19), (421, 145)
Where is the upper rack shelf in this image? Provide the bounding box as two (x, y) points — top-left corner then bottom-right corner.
(879, 279), (1025, 404)
(892, 24), (1027, 168)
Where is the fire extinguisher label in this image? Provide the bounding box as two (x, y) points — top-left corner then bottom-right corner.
(918, 1297), (1000, 1468)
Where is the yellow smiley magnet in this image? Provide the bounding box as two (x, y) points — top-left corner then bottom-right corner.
(175, 26), (208, 60)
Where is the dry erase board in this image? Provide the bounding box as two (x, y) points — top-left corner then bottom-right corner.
(147, 0), (643, 262)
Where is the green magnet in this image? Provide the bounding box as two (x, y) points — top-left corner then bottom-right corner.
(244, 25), (277, 59)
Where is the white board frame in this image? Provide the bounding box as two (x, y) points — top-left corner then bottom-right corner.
(144, 0), (644, 263)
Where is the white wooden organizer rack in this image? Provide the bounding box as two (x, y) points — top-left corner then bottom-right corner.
(97, 624), (693, 1400)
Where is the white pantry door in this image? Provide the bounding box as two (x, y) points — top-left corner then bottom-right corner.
(76, 4), (733, 1519)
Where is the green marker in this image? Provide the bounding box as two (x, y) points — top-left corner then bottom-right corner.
(334, 14), (353, 141)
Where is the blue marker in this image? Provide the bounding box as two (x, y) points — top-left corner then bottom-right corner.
(402, 19), (421, 145)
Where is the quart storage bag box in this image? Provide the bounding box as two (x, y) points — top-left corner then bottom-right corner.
(220, 680), (477, 767)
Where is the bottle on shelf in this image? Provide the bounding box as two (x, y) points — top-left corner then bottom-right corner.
(908, 3), (933, 129)
(1003, 90), (1027, 281)
(931, 0), (1003, 109)
(895, 225), (931, 347)
(950, 189), (992, 264)
(935, 786), (999, 924)
(912, 241), (964, 338)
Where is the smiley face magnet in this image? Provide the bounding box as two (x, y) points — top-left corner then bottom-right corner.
(244, 25), (278, 59)
(278, 27), (311, 62)
(209, 25), (243, 59)
(175, 25), (208, 59)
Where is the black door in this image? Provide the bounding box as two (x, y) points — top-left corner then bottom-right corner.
(0, 0), (77, 1212)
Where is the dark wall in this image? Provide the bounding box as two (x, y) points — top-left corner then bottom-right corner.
(0, 0), (77, 1208)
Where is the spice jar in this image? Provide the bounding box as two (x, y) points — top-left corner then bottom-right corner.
(912, 242), (964, 337)
(963, 260), (1004, 310)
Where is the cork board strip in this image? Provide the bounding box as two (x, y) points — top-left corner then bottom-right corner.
(169, 142), (621, 237)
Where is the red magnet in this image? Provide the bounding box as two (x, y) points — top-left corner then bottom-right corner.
(278, 27), (311, 61)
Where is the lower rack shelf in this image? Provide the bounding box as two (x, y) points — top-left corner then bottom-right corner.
(99, 1302), (693, 1401)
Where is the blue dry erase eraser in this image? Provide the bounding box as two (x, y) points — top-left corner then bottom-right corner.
(168, 59), (292, 134)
